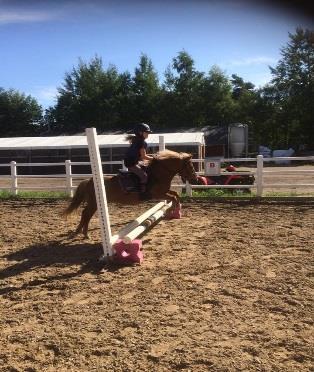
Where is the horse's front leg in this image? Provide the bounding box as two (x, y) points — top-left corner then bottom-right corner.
(167, 190), (181, 203)
(150, 184), (180, 209)
(164, 191), (181, 219)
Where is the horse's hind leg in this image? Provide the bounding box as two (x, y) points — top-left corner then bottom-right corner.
(74, 213), (85, 236)
(75, 204), (97, 238)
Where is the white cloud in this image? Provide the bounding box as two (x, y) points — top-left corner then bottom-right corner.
(37, 86), (57, 101)
(227, 56), (276, 66)
(27, 86), (58, 108)
(251, 72), (273, 87)
(0, 10), (55, 24)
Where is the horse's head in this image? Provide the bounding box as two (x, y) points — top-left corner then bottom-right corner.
(179, 153), (198, 184)
(151, 150), (198, 184)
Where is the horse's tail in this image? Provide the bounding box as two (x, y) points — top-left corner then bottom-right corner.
(62, 179), (89, 216)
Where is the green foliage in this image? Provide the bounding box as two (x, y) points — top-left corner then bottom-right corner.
(0, 190), (69, 199)
(181, 189), (254, 198)
(265, 28), (314, 148)
(160, 51), (206, 127)
(50, 54), (162, 133)
(131, 54), (161, 124)
(230, 74), (257, 124)
(0, 88), (43, 137)
(51, 56), (124, 133)
(200, 66), (235, 126)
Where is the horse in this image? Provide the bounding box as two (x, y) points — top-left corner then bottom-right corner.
(63, 150), (198, 237)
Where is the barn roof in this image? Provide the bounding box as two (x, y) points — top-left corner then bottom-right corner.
(0, 132), (205, 150)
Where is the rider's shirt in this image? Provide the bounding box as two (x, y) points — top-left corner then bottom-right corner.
(124, 137), (147, 167)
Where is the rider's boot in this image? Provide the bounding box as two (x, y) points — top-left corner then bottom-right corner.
(140, 183), (146, 193)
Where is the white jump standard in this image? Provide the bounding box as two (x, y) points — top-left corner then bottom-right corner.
(86, 128), (181, 264)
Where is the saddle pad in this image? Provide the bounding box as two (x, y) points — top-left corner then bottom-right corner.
(117, 171), (140, 192)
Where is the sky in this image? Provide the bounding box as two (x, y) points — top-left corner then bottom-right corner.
(0, 0), (313, 110)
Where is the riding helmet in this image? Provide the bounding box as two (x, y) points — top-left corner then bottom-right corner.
(134, 123), (152, 135)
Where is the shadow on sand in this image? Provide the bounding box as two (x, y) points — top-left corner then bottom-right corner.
(0, 232), (128, 296)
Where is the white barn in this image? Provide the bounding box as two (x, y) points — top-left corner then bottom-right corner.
(0, 132), (205, 174)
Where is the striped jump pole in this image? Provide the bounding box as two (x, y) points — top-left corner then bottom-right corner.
(110, 201), (166, 244)
(122, 202), (172, 244)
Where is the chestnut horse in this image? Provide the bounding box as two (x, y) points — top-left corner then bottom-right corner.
(63, 150), (198, 237)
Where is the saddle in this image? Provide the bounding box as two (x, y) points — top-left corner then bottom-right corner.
(117, 169), (141, 193)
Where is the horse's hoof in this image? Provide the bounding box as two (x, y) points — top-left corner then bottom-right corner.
(68, 231), (78, 239)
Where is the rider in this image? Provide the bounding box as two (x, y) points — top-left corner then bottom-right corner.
(124, 123), (154, 192)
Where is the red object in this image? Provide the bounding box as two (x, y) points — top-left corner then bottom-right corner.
(226, 165), (236, 172)
(113, 239), (143, 264)
(164, 204), (182, 219)
(197, 171), (254, 190)
(197, 176), (208, 185)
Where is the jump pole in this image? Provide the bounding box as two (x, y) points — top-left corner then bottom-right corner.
(110, 201), (166, 244)
(122, 202), (172, 244)
(86, 128), (113, 259)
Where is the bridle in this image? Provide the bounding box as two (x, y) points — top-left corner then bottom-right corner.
(179, 158), (197, 183)
(150, 153), (197, 182)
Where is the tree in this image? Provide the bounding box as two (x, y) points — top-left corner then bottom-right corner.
(268, 28), (314, 147)
(52, 56), (123, 133)
(113, 71), (135, 130)
(229, 74), (261, 144)
(160, 51), (205, 128)
(249, 85), (278, 148)
(201, 66), (235, 126)
(50, 55), (162, 133)
(230, 74), (255, 100)
(131, 54), (161, 125)
(0, 88), (43, 137)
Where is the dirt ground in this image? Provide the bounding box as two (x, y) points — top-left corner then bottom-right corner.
(0, 198), (313, 371)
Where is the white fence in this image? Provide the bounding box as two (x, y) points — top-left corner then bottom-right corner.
(0, 155), (314, 197)
(0, 160), (125, 197)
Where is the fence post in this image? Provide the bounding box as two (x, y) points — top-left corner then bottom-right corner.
(186, 181), (192, 197)
(65, 160), (73, 197)
(10, 161), (18, 195)
(256, 155), (264, 197)
(159, 135), (165, 151)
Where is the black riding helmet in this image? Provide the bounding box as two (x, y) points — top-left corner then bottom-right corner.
(134, 123), (152, 135)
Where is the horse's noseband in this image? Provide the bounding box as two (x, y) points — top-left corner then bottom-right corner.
(179, 158), (196, 182)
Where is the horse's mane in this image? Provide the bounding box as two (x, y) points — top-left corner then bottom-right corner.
(154, 149), (192, 160)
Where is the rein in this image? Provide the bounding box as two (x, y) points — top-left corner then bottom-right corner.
(150, 157), (177, 178)
(150, 155), (194, 181)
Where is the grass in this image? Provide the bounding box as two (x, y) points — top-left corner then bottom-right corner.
(0, 190), (69, 199)
(0, 189), (312, 200)
(263, 191), (314, 197)
(181, 189), (314, 198)
(181, 189), (253, 198)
